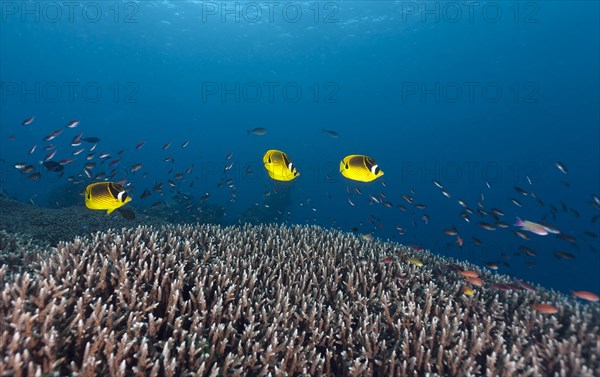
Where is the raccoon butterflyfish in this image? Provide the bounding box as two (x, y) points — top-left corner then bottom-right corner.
(85, 182), (132, 214)
(262, 149), (299, 181)
(340, 155), (384, 182)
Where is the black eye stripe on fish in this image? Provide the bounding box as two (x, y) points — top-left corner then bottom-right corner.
(107, 183), (120, 199)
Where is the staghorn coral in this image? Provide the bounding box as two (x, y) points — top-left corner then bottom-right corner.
(0, 224), (599, 376)
(0, 230), (49, 283)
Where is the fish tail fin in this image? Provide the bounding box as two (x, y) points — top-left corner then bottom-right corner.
(514, 217), (524, 227)
(106, 208), (115, 214)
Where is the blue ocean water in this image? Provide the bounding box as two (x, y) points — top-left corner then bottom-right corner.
(0, 1), (598, 294)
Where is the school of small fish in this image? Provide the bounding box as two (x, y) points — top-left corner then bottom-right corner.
(7, 115), (600, 316)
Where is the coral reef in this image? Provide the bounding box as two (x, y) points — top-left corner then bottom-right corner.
(44, 182), (87, 208)
(1, 224), (598, 376)
(150, 201), (226, 225)
(0, 196), (167, 245)
(238, 186), (293, 224)
(0, 230), (49, 281)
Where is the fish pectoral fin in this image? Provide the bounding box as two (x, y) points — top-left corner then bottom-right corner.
(106, 208), (115, 214)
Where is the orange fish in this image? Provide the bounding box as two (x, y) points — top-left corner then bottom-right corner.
(571, 291), (599, 302)
(531, 304), (559, 314)
(459, 270), (479, 278)
(456, 235), (463, 247)
(466, 277), (483, 287)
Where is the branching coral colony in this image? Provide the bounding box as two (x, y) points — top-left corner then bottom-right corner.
(1, 224), (599, 376)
